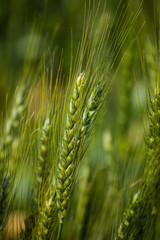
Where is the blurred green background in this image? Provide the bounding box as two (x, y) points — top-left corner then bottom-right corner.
(0, 0), (159, 112)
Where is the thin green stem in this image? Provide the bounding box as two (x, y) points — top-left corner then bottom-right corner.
(57, 223), (63, 240)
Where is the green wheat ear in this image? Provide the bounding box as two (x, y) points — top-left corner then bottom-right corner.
(34, 118), (51, 205)
(56, 72), (86, 224)
(117, 86), (160, 240)
(0, 84), (27, 237)
(0, 84), (27, 175)
(21, 120), (52, 240)
(56, 73), (104, 225)
(33, 184), (57, 240)
(79, 80), (103, 141)
(147, 87), (160, 160)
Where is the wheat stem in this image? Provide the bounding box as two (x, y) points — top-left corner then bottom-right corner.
(57, 223), (63, 240)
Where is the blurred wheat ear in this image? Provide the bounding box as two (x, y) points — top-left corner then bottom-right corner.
(0, 83), (29, 237)
(34, 118), (51, 204)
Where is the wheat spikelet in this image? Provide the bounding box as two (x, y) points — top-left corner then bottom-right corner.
(79, 81), (103, 142)
(56, 72), (86, 224)
(56, 75), (104, 225)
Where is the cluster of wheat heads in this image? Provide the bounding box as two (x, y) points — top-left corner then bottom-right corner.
(2, 1), (157, 240)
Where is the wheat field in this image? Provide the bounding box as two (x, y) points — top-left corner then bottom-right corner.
(0, 0), (160, 239)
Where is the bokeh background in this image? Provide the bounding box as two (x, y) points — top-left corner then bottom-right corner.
(0, 0), (159, 108)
